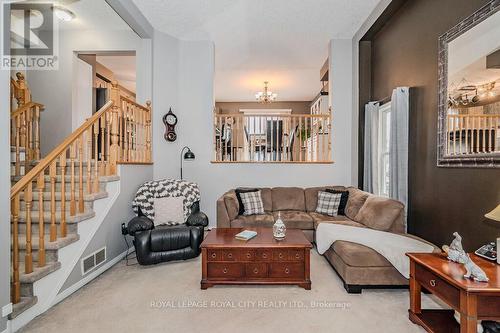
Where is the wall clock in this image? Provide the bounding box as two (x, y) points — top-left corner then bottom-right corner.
(163, 108), (178, 142)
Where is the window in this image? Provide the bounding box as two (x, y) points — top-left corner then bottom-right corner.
(377, 102), (391, 197)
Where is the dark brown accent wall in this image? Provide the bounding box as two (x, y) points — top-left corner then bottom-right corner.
(363, 0), (500, 251)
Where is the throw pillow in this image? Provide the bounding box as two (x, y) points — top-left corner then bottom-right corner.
(325, 189), (349, 215)
(239, 190), (265, 216)
(154, 196), (185, 226)
(235, 188), (259, 215)
(354, 195), (404, 231)
(315, 191), (342, 216)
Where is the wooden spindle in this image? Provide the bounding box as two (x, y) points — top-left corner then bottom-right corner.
(93, 123), (99, 193)
(109, 82), (120, 172)
(105, 110), (111, 175)
(146, 101), (152, 162)
(15, 115), (21, 176)
(86, 128), (92, 194)
(24, 182), (33, 274)
(34, 105), (41, 160)
(11, 195), (20, 304)
(100, 113), (106, 175)
(60, 154), (67, 237)
(78, 138), (84, 213)
(37, 173), (45, 267)
(49, 161), (57, 241)
(69, 143), (76, 216)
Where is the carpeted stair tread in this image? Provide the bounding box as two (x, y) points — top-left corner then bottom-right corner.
(19, 190), (108, 201)
(18, 261), (61, 284)
(16, 209), (96, 223)
(9, 296), (37, 320)
(16, 233), (79, 250)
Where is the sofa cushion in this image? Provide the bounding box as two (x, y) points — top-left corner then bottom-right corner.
(325, 189), (349, 215)
(332, 241), (392, 267)
(272, 187), (305, 211)
(345, 187), (370, 220)
(309, 213), (365, 229)
(223, 191), (240, 221)
(272, 211), (314, 230)
(354, 195), (404, 231)
(304, 186), (346, 212)
(231, 213), (274, 228)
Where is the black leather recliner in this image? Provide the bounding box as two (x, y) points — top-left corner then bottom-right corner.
(126, 201), (208, 265)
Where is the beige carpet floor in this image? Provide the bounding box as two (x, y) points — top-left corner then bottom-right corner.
(20, 250), (445, 333)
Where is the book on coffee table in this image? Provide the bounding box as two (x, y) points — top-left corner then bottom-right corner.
(235, 230), (257, 241)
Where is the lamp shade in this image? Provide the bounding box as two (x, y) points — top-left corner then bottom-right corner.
(183, 149), (195, 160)
(485, 204), (500, 222)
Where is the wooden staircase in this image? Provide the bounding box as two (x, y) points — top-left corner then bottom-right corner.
(9, 74), (152, 320)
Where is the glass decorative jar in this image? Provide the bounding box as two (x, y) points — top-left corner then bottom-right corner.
(273, 212), (286, 240)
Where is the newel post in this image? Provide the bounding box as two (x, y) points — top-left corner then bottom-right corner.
(146, 100), (152, 162)
(109, 81), (120, 174)
(14, 72), (31, 107)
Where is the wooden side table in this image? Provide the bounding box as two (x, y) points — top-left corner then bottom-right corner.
(407, 253), (500, 333)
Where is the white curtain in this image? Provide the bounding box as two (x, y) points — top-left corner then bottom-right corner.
(363, 102), (380, 194)
(389, 87), (409, 213)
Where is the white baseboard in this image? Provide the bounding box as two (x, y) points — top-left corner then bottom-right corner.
(1, 320), (12, 333)
(52, 247), (135, 306)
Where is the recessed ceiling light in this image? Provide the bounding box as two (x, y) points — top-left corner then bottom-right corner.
(53, 6), (75, 22)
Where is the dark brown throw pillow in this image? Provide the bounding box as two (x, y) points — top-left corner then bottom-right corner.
(325, 189), (349, 215)
(235, 188), (259, 215)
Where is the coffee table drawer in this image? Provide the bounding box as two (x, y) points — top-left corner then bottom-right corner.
(269, 262), (304, 279)
(415, 264), (459, 308)
(222, 249), (238, 261)
(273, 249), (288, 261)
(239, 249), (255, 261)
(245, 263), (268, 278)
(207, 249), (221, 261)
(256, 249), (272, 261)
(207, 263), (244, 279)
(289, 249), (304, 261)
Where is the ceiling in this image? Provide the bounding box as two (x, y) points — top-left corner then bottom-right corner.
(96, 55), (136, 93)
(133, 0), (381, 102)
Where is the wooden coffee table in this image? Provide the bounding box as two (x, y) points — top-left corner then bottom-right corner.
(200, 228), (312, 290)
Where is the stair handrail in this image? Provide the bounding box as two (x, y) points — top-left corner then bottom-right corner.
(10, 101), (114, 198)
(10, 101), (44, 118)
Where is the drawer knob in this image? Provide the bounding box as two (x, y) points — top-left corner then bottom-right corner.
(262, 254), (267, 259)
(285, 268), (290, 274)
(429, 280), (436, 287)
(223, 268), (228, 274)
(253, 268), (259, 274)
(295, 253), (300, 259)
(247, 253), (251, 258)
(228, 253), (233, 258)
(279, 253), (284, 259)
(211, 253), (216, 258)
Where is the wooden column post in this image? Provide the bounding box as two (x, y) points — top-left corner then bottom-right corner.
(109, 81), (120, 174)
(146, 101), (152, 162)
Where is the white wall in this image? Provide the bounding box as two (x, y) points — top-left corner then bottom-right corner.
(152, 35), (356, 225)
(27, 28), (152, 155)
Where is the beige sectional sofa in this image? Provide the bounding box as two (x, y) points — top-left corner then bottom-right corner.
(216, 186), (437, 293)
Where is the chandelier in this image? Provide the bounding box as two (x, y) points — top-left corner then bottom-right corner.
(255, 81), (277, 103)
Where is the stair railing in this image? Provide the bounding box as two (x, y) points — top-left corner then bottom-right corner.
(11, 72), (44, 177)
(10, 82), (152, 304)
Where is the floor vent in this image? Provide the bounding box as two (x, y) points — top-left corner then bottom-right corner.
(81, 247), (107, 275)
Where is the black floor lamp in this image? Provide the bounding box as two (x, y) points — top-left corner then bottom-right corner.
(180, 146), (195, 180)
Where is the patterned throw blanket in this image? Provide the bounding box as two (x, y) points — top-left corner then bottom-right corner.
(132, 179), (201, 223)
